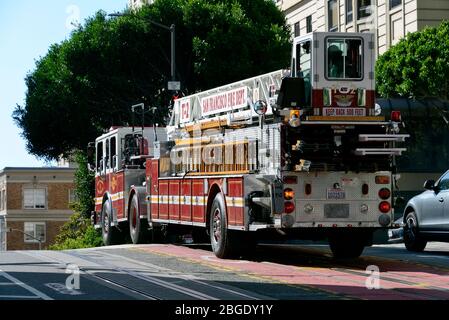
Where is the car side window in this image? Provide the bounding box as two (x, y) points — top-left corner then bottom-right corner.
(437, 172), (449, 191)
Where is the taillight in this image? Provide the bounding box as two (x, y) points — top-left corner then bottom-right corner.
(283, 176), (298, 184)
(379, 201), (391, 213)
(305, 183), (312, 196)
(391, 111), (401, 122)
(378, 188), (391, 200)
(375, 175), (390, 184)
(284, 188), (294, 200)
(362, 183), (369, 195)
(285, 202), (295, 214)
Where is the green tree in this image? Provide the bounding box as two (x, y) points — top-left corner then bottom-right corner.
(49, 212), (103, 250)
(376, 20), (449, 99)
(72, 151), (95, 218)
(13, 0), (291, 161)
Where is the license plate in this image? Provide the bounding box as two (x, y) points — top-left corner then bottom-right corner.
(327, 189), (346, 200)
(324, 204), (350, 218)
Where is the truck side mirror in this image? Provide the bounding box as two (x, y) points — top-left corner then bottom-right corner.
(87, 142), (96, 171)
(276, 77), (306, 109)
(423, 180), (435, 190)
(394, 196), (405, 207)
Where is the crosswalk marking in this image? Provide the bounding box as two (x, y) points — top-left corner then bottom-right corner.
(0, 269), (53, 300)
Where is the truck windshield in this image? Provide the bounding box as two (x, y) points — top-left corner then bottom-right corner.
(327, 38), (362, 80)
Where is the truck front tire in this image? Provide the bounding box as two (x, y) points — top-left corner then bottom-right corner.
(101, 200), (122, 246)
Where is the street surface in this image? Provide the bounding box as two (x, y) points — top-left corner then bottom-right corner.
(1, 242), (449, 300)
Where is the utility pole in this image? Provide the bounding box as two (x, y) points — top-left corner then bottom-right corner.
(108, 13), (180, 91)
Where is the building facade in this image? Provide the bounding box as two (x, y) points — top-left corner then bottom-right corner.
(0, 168), (76, 251)
(128, 0), (154, 10)
(276, 0), (449, 56)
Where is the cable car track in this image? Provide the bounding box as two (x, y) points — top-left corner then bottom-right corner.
(19, 250), (265, 300)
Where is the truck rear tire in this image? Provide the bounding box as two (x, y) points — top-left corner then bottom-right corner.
(101, 200), (122, 246)
(210, 193), (237, 259)
(328, 233), (366, 259)
(129, 193), (150, 245)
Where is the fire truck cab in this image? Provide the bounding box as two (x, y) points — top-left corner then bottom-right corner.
(91, 126), (167, 245)
(290, 32), (375, 116)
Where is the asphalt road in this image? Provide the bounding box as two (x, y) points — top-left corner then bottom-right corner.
(1, 241), (449, 301)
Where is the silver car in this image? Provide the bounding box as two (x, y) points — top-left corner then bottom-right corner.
(403, 170), (449, 252)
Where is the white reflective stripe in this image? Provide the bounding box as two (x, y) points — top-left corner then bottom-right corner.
(95, 192), (124, 205)
(158, 195), (205, 205)
(145, 196), (245, 207)
(159, 196), (170, 205)
(226, 197), (245, 208)
(180, 196), (192, 205)
(168, 196), (181, 204)
(111, 192), (124, 202)
(191, 196), (206, 206)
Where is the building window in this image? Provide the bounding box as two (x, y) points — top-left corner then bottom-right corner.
(390, 12), (404, 45)
(0, 189), (4, 211)
(0, 217), (6, 251)
(346, 0), (353, 24)
(390, 0), (401, 9)
(358, 0), (372, 19)
(328, 0), (338, 32)
(293, 22), (300, 37)
(24, 222), (46, 243)
(23, 188), (46, 209)
(306, 15), (312, 33)
(69, 189), (78, 204)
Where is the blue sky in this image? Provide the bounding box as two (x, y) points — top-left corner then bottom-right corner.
(0, 1), (126, 169)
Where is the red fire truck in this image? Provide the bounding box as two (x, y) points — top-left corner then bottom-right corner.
(89, 32), (408, 259)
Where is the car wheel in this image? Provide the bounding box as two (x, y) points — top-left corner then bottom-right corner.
(403, 211), (427, 252)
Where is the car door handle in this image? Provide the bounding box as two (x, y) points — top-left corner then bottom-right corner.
(439, 198), (444, 202)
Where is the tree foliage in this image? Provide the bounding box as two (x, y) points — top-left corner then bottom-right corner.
(72, 151), (95, 218)
(13, 0), (291, 161)
(376, 20), (449, 99)
(49, 212), (103, 250)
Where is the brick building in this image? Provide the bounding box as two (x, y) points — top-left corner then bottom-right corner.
(0, 167), (76, 251)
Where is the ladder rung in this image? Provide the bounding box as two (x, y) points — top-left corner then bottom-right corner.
(359, 134), (410, 142)
(355, 148), (407, 156)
